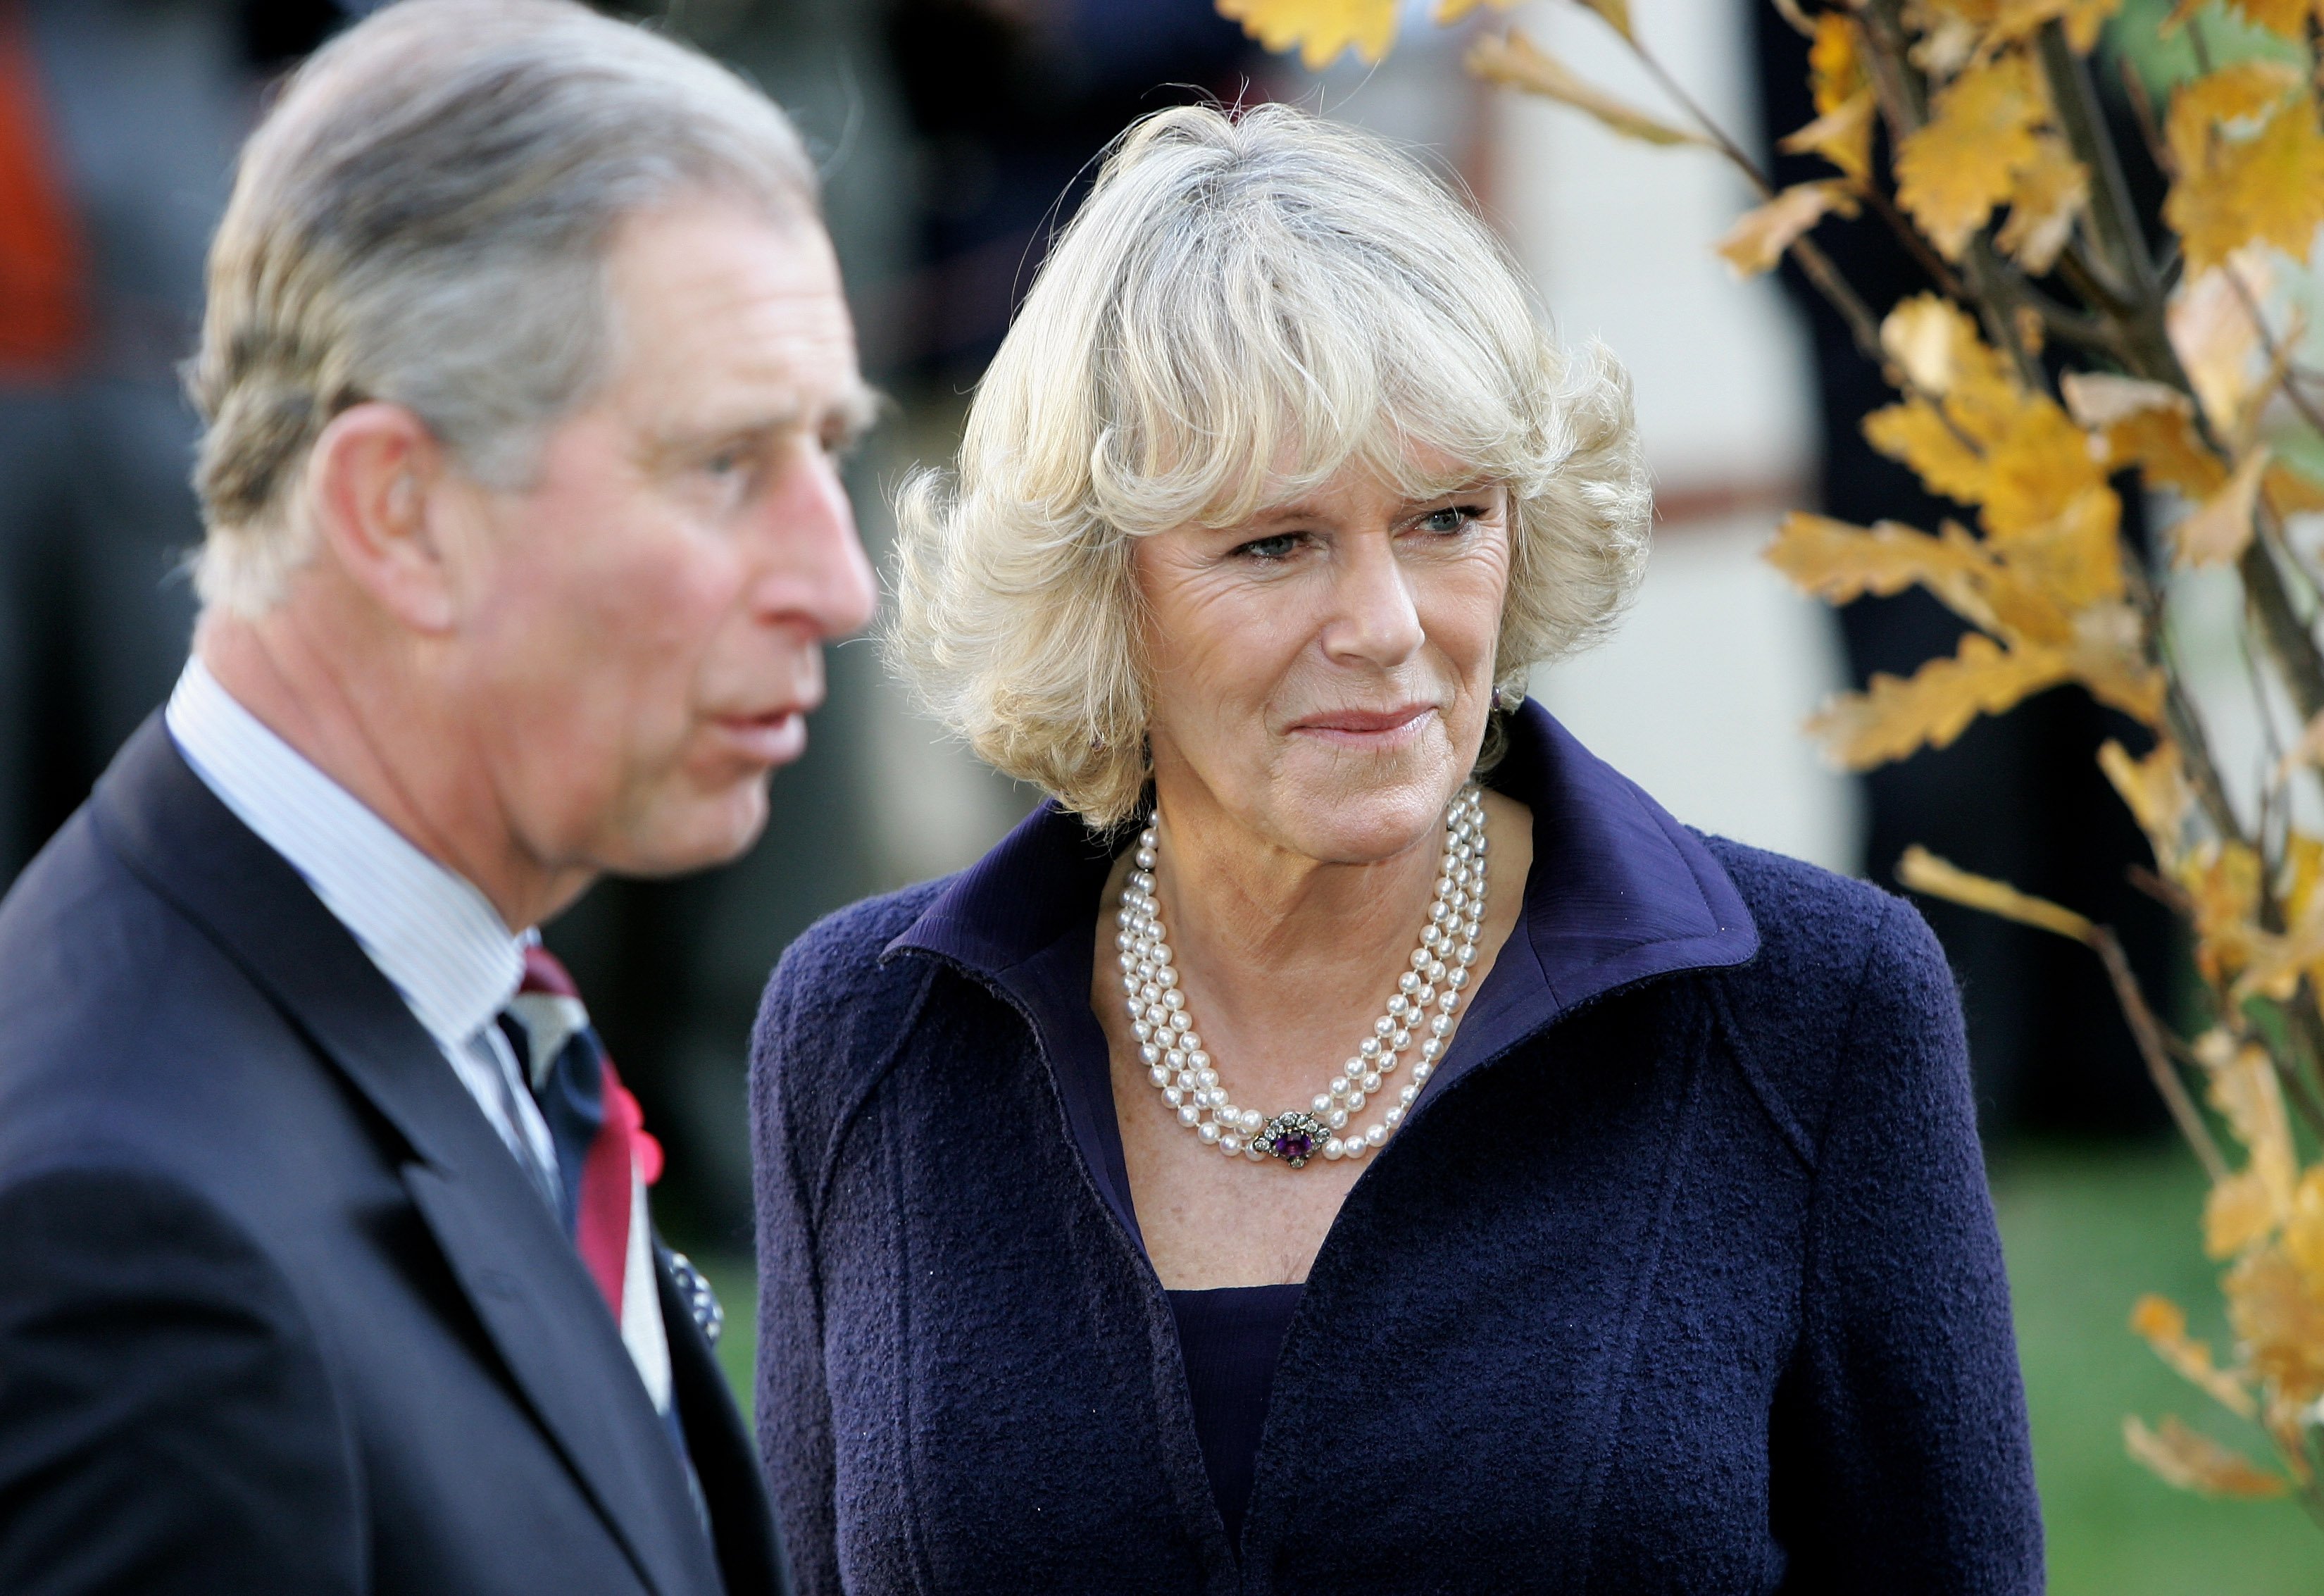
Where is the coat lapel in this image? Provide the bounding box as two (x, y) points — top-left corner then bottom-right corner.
(89, 717), (722, 1596)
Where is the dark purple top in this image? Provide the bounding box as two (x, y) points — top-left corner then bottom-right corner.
(1166, 1284), (1304, 1546)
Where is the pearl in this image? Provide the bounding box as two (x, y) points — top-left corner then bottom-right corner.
(1122, 782), (1482, 1171)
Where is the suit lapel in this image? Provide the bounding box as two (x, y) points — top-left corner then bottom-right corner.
(90, 718), (721, 1596)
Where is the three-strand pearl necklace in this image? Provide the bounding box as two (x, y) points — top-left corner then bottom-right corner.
(1114, 783), (1487, 1168)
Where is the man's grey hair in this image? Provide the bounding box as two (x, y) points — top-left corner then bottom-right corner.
(188, 0), (819, 616)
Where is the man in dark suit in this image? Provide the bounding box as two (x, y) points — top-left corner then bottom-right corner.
(0, 2), (878, 1591)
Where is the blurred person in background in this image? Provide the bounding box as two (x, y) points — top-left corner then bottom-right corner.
(752, 104), (2039, 1593)
(0, 1), (875, 1590)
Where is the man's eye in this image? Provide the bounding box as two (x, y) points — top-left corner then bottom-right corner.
(1232, 533), (1301, 561)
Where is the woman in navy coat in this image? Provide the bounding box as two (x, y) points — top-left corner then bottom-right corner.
(751, 103), (2042, 1594)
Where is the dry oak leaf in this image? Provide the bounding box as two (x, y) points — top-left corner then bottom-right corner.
(2170, 256), (2272, 432)
(1994, 132), (2089, 274)
(1808, 11), (1867, 114)
(2264, 457), (2324, 516)
(2131, 1295), (2260, 1414)
(2173, 445), (2272, 567)
(2209, 1170), (2283, 1260)
(1765, 512), (2001, 631)
(2225, 1242), (2324, 1406)
(2163, 66), (2324, 276)
(2201, 1042), (2297, 1222)
(2097, 737), (2189, 859)
(1780, 91), (1877, 181)
(1716, 181), (1859, 276)
(2178, 842), (2266, 983)
(2123, 1415), (2289, 1497)
(2220, 0), (2319, 43)
(1894, 50), (2050, 260)
(2062, 373), (2231, 499)
(1808, 632), (2070, 768)
(1467, 31), (1709, 147)
(1895, 844), (2094, 938)
(1216, 0), (1398, 67)
(1988, 0), (2123, 49)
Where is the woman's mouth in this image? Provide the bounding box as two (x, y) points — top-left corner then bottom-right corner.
(1288, 704), (1437, 749)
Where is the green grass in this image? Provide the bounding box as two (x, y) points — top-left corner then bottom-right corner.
(1994, 1142), (2323, 1592)
(692, 1148), (2324, 1586)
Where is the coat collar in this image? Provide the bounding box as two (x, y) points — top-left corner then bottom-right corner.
(87, 716), (723, 1596)
(889, 697), (1758, 1015)
(885, 699), (1758, 1233)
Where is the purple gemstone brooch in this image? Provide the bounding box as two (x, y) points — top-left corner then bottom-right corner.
(1254, 1110), (1329, 1168)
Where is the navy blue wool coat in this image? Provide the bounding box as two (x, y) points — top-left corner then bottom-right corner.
(751, 702), (2042, 1595)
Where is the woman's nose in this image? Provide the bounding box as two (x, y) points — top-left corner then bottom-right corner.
(1321, 535), (1424, 667)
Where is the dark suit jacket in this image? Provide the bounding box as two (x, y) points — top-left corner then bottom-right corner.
(0, 717), (785, 1595)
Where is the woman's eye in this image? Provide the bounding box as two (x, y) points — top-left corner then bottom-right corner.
(1233, 532), (1301, 561)
(704, 447), (746, 477)
(1417, 505), (1485, 535)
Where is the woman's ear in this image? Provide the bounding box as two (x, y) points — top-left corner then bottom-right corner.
(301, 401), (461, 633)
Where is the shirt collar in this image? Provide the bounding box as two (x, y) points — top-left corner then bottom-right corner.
(164, 657), (525, 1051)
(887, 697), (1760, 1059)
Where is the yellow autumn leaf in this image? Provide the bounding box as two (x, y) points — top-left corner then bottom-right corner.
(1983, 413), (2112, 542)
(2131, 1295), (2261, 1414)
(2067, 601), (2167, 726)
(1811, 634), (2073, 768)
(2283, 1167), (2324, 1282)
(2225, 1243), (2324, 1406)
(2173, 446), (2272, 568)
(2098, 738), (2189, 857)
(2179, 842), (2266, 983)
(1466, 31), (1710, 148)
(2209, 1170), (2282, 1259)
(2169, 256), (2271, 433)
(2202, 1043), (2297, 1218)
(2223, 0), (2317, 34)
(2163, 71), (2324, 276)
(2163, 61), (2304, 173)
(1765, 512), (2003, 631)
(1989, 0), (2125, 49)
(2264, 458), (2324, 516)
(1433, 0), (1514, 20)
(1217, 0), (1399, 67)
(2099, 405), (2230, 501)
(1780, 92), (1877, 182)
(1894, 50), (2049, 260)
(1994, 132), (2089, 275)
(2124, 1415), (2289, 1497)
(1716, 181), (1859, 277)
(1897, 844), (2096, 938)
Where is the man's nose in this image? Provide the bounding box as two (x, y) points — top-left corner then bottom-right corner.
(756, 444), (877, 639)
(1323, 534), (1424, 667)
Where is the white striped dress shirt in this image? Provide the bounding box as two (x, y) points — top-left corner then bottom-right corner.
(163, 657), (559, 1186)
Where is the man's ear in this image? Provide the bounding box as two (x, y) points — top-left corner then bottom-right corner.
(302, 402), (463, 633)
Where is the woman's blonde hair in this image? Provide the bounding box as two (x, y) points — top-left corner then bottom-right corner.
(888, 103), (1649, 827)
